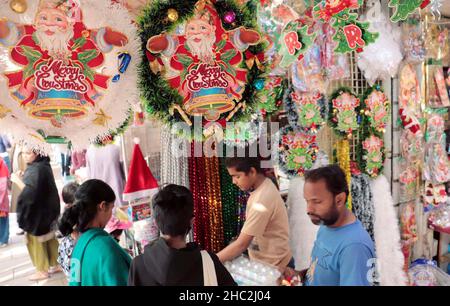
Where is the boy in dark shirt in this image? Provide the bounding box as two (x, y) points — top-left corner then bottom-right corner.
(128, 184), (236, 286)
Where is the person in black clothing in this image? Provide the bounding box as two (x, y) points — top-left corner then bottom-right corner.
(128, 184), (236, 286)
(17, 148), (61, 281)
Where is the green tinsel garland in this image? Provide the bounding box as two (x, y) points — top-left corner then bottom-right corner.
(137, 0), (268, 141)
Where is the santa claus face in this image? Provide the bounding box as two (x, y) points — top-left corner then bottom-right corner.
(35, 8), (74, 58)
(185, 17), (216, 63)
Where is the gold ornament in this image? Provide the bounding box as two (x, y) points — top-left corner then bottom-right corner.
(92, 109), (112, 126)
(167, 8), (179, 22)
(10, 0), (27, 14)
(0, 104), (11, 119)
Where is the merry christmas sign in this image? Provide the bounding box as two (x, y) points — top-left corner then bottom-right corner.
(0, 0), (139, 152)
(142, 0), (265, 137)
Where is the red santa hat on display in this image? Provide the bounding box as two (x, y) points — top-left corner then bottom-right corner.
(123, 138), (159, 202)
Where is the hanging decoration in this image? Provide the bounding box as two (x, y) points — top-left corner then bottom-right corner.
(291, 42), (327, 93)
(423, 112), (450, 184)
(336, 139), (352, 210)
(371, 175), (409, 286)
(399, 202), (418, 271)
(401, 15), (426, 63)
(256, 76), (286, 117)
(313, 0), (379, 54)
(275, 126), (319, 178)
(220, 157), (240, 245)
(0, 0), (140, 153)
(140, 0), (267, 141)
(188, 142), (224, 252)
(160, 125), (190, 187)
(328, 87), (360, 138)
(356, 86), (389, 178)
(423, 181), (447, 212)
(223, 120), (259, 148)
(285, 88), (328, 133)
(357, 2), (403, 85)
(360, 135), (385, 178)
(278, 19), (316, 69)
(204, 155), (224, 252)
(9, 0), (27, 14)
(388, 0), (430, 23)
(399, 64), (422, 135)
(351, 173), (375, 240)
(362, 86), (390, 133)
(256, 0), (300, 75)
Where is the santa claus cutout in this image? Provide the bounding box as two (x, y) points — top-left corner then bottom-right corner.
(0, 0), (128, 128)
(146, 0), (260, 121)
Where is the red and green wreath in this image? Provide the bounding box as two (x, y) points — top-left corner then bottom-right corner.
(138, 0), (270, 140)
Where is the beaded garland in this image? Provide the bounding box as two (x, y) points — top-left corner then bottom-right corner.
(205, 156), (225, 252)
(220, 157), (241, 245)
(188, 142), (224, 252)
(160, 126), (190, 187)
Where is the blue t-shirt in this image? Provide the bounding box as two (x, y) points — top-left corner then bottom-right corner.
(305, 219), (375, 286)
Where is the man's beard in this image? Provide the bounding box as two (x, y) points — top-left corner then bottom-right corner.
(186, 33), (215, 64)
(36, 26), (74, 59)
(308, 202), (340, 226)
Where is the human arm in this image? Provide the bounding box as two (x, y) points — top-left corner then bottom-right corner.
(217, 232), (253, 263)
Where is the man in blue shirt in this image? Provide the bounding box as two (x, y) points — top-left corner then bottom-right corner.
(302, 165), (376, 286)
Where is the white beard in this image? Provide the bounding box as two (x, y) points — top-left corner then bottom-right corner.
(35, 26), (74, 60)
(186, 34), (216, 64)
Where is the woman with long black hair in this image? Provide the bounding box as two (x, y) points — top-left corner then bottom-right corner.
(59, 179), (131, 286)
(17, 148), (61, 281)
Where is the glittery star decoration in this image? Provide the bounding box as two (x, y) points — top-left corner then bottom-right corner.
(92, 109), (112, 126)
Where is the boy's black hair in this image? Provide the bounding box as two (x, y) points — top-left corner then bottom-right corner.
(304, 165), (349, 198)
(152, 184), (194, 237)
(62, 182), (80, 205)
(224, 157), (264, 175)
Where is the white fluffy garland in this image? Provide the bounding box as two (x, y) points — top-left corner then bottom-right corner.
(287, 151), (328, 270)
(371, 175), (408, 286)
(0, 0), (140, 154)
(357, 2), (403, 85)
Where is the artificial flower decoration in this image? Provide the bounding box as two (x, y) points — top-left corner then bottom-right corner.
(328, 88), (360, 137)
(276, 126), (319, 178)
(362, 135), (385, 177)
(362, 87), (390, 133)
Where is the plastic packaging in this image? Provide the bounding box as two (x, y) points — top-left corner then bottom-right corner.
(408, 259), (450, 286)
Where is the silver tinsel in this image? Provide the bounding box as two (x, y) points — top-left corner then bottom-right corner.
(160, 126), (189, 188)
(351, 173), (375, 241)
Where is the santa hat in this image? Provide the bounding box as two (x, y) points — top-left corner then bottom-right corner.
(123, 138), (159, 201)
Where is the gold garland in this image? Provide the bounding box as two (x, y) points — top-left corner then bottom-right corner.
(336, 139), (352, 210)
(204, 156), (224, 252)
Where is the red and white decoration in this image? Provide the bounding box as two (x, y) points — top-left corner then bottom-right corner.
(123, 137), (159, 202)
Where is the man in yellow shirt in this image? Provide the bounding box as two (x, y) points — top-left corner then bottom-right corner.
(217, 157), (293, 273)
